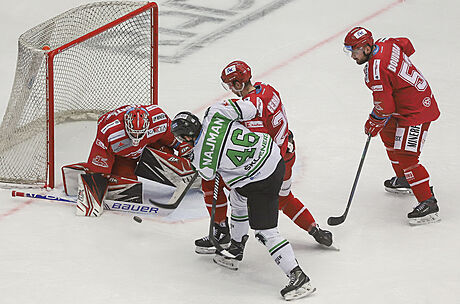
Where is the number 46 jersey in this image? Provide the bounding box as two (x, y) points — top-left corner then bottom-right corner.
(364, 37), (440, 126)
(191, 100), (282, 189)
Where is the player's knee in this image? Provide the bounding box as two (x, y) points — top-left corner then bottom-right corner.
(395, 151), (420, 170)
(254, 227), (280, 246)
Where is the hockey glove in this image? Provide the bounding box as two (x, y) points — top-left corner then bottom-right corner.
(365, 112), (390, 137)
(176, 142), (193, 158)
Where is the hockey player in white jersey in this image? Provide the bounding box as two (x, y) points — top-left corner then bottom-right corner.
(170, 100), (315, 301)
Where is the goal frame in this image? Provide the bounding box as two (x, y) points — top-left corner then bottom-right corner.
(42, 2), (158, 188)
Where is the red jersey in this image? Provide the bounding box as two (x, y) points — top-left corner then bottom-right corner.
(364, 37), (440, 126)
(86, 104), (176, 175)
(242, 82), (290, 157)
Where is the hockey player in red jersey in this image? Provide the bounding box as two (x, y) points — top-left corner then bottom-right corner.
(194, 60), (333, 253)
(62, 104), (192, 216)
(344, 27), (440, 225)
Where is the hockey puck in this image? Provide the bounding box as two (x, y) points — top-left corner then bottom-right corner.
(133, 216), (143, 223)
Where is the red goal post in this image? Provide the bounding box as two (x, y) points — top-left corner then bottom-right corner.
(0, 1), (158, 188)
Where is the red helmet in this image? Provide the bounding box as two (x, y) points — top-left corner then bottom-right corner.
(124, 106), (150, 146)
(221, 60), (252, 84)
(344, 27), (374, 50)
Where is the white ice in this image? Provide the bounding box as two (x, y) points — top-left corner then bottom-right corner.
(1, 1), (459, 303)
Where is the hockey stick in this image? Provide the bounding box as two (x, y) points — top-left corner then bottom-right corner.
(208, 174), (235, 258)
(148, 172), (198, 209)
(11, 191), (160, 216)
(327, 134), (372, 226)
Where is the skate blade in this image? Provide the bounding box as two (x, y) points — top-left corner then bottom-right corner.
(283, 282), (316, 301)
(195, 243), (230, 255)
(385, 187), (413, 195)
(408, 212), (441, 226)
(213, 255), (239, 271)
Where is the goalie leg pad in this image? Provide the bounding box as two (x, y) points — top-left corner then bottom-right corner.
(61, 163), (90, 196)
(76, 173), (108, 217)
(107, 175), (143, 204)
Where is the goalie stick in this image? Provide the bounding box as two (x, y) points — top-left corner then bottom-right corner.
(11, 191), (160, 216)
(208, 174), (235, 259)
(328, 134), (371, 226)
(148, 172), (198, 209)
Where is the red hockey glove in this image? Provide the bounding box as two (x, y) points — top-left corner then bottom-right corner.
(364, 112), (390, 137)
(176, 142), (193, 158)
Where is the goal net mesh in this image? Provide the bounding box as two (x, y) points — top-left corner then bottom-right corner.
(0, 1), (155, 187)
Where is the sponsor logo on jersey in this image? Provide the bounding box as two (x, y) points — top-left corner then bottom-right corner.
(151, 113), (166, 123)
(373, 59), (381, 80)
(92, 155), (109, 168)
(244, 121), (264, 128)
(267, 94), (281, 113)
(101, 120), (121, 134)
(371, 85), (384, 92)
(147, 123), (167, 138)
(111, 138), (132, 153)
(373, 101), (384, 111)
(145, 104), (159, 111)
(108, 129), (126, 142)
(125, 148), (144, 159)
(422, 97), (431, 107)
(388, 43), (401, 73)
(96, 139), (107, 150)
(110, 202), (159, 214)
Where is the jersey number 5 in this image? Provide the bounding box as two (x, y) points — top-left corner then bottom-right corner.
(398, 53), (428, 92)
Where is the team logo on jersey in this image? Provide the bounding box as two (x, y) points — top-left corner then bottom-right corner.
(92, 155), (109, 168)
(112, 138), (132, 152)
(373, 101), (384, 112)
(422, 97), (431, 107)
(224, 65), (236, 75)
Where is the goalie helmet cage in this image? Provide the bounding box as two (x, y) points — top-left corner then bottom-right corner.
(0, 1), (158, 188)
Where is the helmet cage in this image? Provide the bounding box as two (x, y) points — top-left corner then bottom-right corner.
(124, 107), (150, 146)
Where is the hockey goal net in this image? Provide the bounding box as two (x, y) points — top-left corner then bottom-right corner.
(0, 1), (158, 188)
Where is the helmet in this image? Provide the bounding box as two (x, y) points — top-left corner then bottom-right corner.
(171, 111), (201, 144)
(124, 106), (150, 146)
(221, 60), (252, 84)
(344, 27), (374, 51)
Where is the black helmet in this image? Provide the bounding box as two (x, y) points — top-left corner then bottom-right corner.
(171, 111), (201, 144)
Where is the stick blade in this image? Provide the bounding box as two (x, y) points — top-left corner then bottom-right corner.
(327, 215), (345, 226)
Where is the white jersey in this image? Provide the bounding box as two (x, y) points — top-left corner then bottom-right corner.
(191, 99), (282, 188)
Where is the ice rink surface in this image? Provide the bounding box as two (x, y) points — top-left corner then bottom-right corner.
(1, 1), (459, 303)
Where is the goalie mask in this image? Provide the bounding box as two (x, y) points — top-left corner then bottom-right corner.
(171, 111), (201, 145)
(124, 107), (150, 146)
(221, 60), (252, 93)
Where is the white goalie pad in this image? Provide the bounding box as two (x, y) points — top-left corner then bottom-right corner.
(62, 163), (88, 196)
(76, 173), (108, 217)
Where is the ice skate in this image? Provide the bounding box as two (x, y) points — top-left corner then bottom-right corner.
(309, 224), (333, 247)
(213, 235), (248, 270)
(384, 176), (412, 194)
(195, 219), (230, 254)
(280, 266), (316, 301)
(408, 196), (440, 225)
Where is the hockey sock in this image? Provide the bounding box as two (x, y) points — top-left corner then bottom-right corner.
(255, 228), (298, 276)
(202, 179), (228, 223)
(279, 193), (316, 232)
(404, 164), (432, 202)
(230, 208), (249, 242)
(386, 149), (405, 177)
